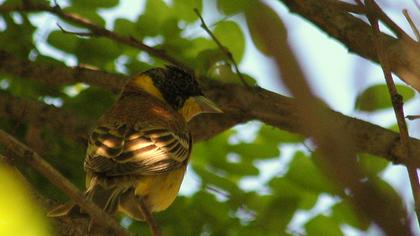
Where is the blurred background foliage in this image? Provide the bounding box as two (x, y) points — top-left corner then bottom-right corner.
(0, 163), (53, 236)
(0, 0), (418, 235)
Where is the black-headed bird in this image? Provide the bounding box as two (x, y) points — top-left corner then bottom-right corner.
(48, 66), (222, 222)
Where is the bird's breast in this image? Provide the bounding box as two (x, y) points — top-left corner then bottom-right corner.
(135, 165), (187, 212)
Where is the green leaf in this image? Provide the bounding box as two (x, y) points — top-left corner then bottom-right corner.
(217, 0), (251, 15)
(355, 84), (415, 112)
(256, 195), (299, 231)
(305, 215), (344, 236)
(185, 37), (214, 57)
(210, 63), (239, 83)
(34, 55), (67, 66)
(268, 177), (318, 210)
(332, 201), (370, 230)
(114, 18), (140, 36)
(193, 191), (231, 221)
(7, 76), (61, 99)
(358, 153), (389, 175)
(258, 124), (304, 144)
(161, 18), (182, 38)
(71, 0), (119, 8)
(229, 142), (279, 160)
(74, 38), (121, 68)
(193, 165), (241, 195)
(173, 0), (202, 22)
(387, 123), (399, 132)
(0, 15), (35, 57)
(221, 162), (259, 176)
(62, 87), (116, 119)
(136, 0), (171, 36)
(285, 152), (336, 194)
(299, 193), (319, 210)
(209, 64), (257, 85)
(213, 21), (245, 62)
(159, 19), (195, 56)
(47, 30), (79, 53)
(196, 49), (225, 72)
(124, 58), (154, 74)
(191, 130), (232, 166)
(373, 176), (404, 207)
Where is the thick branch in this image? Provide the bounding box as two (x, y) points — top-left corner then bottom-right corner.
(279, 0), (420, 91)
(2, 0), (420, 89)
(0, 93), (92, 144)
(3, 1), (420, 91)
(1, 51), (420, 166)
(0, 50), (126, 92)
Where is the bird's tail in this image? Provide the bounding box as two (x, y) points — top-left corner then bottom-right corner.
(47, 177), (145, 221)
(117, 188), (145, 221)
(48, 184), (122, 217)
(47, 200), (79, 217)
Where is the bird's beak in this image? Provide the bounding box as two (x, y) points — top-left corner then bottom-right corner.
(179, 96), (223, 122)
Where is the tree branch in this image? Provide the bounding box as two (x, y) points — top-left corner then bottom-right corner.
(247, 2), (412, 233)
(0, 50), (126, 93)
(363, 0), (420, 227)
(3, 1), (420, 91)
(137, 197), (161, 236)
(402, 9), (420, 42)
(0, 129), (132, 236)
(0, 1), (190, 72)
(2, 0), (420, 90)
(279, 0), (420, 91)
(1, 50), (420, 167)
(0, 93), (92, 144)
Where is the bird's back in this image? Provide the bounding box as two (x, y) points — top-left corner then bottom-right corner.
(99, 91), (187, 132)
(82, 91), (192, 219)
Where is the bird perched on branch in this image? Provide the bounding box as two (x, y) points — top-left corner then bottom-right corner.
(48, 66), (222, 224)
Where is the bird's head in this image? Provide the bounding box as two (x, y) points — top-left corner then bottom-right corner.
(126, 66), (222, 122)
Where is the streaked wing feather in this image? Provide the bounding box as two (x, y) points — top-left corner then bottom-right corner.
(84, 124), (190, 176)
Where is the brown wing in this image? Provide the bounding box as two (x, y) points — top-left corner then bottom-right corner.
(84, 123), (191, 176)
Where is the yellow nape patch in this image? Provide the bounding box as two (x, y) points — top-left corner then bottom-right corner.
(131, 75), (164, 101)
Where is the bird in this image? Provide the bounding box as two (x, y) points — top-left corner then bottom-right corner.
(48, 65), (222, 223)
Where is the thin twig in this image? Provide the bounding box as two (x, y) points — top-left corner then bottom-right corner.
(403, 10), (420, 42)
(363, 0), (420, 228)
(193, 8), (250, 87)
(205, 184), (230, 198)
(137, 197), (161, 236)
(0, 129), (132, 236)
(56, 23), (94, 37)
(0, 1), (191, 73)
(407, 115), (420, 120)
(363, 0), (413, 41)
